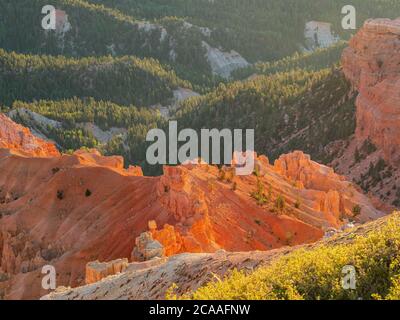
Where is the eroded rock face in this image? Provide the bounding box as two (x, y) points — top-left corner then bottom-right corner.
(41, 250), (289, 300)
(148, 221), (183, 257)
(304, 21), (339, 51)
(85, 258), (128, 284)
(273, 151), (382, 224)
(202, 41), (249, 78)
(127, 166), (144, 176)
(274, 151), (345, 191)
(41, 213), (392, 300)
(0, 118), (383, 299)
(0, 114), (60, 157)
(342, 18), (400, 164)
(131, 232), (164, 262)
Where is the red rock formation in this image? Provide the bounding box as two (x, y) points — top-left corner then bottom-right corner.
(149, 222), (183, 257)
(0, 114), (60, 157)
(131, 232), (164, 262)
(342, 18), (400, 164)
(127, 166), (144, 176)
(42, 213), (394, 301)
(272, 151), (382, 225)
(0, 116), (383, 299)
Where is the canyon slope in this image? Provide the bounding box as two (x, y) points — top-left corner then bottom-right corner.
(333, 18), (400, 206)
(0, 115), (382, 299)
(42, 213), (395, 300)
(342, 18), (400, 163)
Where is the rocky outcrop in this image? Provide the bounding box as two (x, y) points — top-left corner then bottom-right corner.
(173, 88), (200, 102)
(131, 232), (164, 262)
(202, 41), (249, 78)
(273, 151), (383, 224)
(304, 21), (340, 51)
(342, 18), (400, 164)
(85, 258), (128, 284)
(155, 165), (219, 254)
(127, 166), (144, 176)
(152, 87), (200, 119)
(274, 151), (345, 190)
(42, 213), (395, 300)
(8, 108), (62, 131)
(42, 250), (293, 300)
(147, 221), (182, 257)
(77, 123), (127, 144)
(0, 114), (60, 157)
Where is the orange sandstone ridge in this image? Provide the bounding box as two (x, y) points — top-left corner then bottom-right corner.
(0, 114), (60, 157)
(342, 18), (400, 164)
(0, 115), (383, 299)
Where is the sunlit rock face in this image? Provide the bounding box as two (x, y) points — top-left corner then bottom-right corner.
(0, 114), (60, 157)
(85, 259), (129, 284)
(342, 18), (400, 164)
(0, 116), (383, 299)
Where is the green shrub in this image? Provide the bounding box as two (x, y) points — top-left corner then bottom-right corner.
(57, 190), (64, 200)
(171, 213), (400, 300)
(275, 195), (286, 213)
(352, 205), (362, 217)
(250, 179), (267, 206)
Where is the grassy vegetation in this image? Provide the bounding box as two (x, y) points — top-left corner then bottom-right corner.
(168, 213), (400, 300)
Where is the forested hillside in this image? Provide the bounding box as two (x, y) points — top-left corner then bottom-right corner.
(232, 42), (347, 80)
(4, 98), (166, 175)
(0, 31), (356, 176)
(0, 49), (189, 106)
(1, 0), (392, 174)
(0, 0), (214, 87)
(92, 0), (400, 62)
(174, 67), (355, 163)
(2, 0), (398, 87)
(3, 66), (355, 175)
